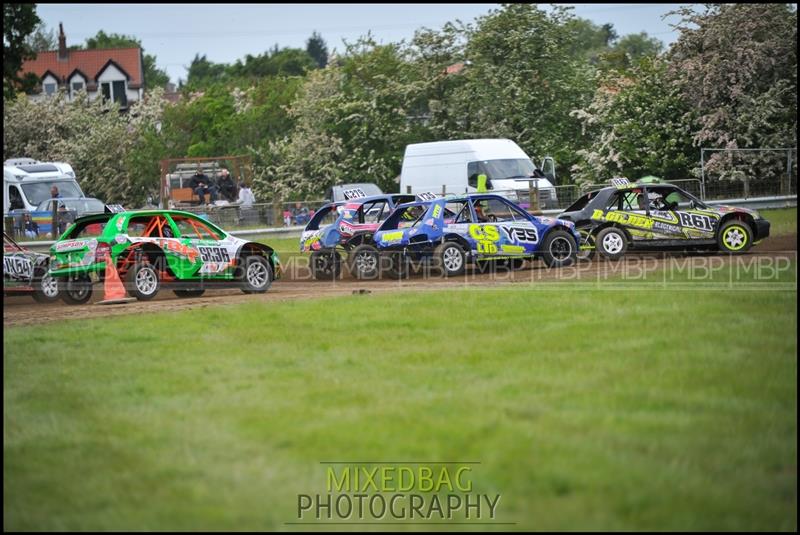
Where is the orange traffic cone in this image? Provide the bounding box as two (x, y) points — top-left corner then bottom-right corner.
(96, 251), (136, 305)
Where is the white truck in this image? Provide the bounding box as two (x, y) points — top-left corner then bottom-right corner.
(4, 159), (85, 214)
(399, 139), (558, 209)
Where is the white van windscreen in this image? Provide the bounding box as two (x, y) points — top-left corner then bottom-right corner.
(468, 159), (537, 183)
(21, 182), (83, 206)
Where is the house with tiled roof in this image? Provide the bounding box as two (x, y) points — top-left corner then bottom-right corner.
(19, 24), (145, 109)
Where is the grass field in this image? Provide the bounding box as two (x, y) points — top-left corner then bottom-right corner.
(4, 259), (796, 530)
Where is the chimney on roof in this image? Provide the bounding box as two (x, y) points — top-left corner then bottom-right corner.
(58, 23), (67, 60)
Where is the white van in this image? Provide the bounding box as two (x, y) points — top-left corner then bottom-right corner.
(4, 159), (85, 214)
(399, 139), (558, 208)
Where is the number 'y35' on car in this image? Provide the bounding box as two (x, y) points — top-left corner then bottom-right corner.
(48, 210), (280, 304)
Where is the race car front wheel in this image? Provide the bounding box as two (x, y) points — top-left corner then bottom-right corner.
(717, 220), (753, 254)
(126, 262), (161, 301)
(32, 267), (60, 303)
(59, 273), (93, 305)
(347, 244), (380, 280)
(310, 251), (341, 280)
(435, 242), (466, 277)
(240, 255), (274, 293)
(541, 230), (577, 268)
(595, 227), (628, 260)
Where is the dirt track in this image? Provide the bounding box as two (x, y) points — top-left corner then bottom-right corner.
(5, 234), (796, 327)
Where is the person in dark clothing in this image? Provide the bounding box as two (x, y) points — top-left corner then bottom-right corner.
(217, 168), (237, 202)
(190, 169), (218, 205)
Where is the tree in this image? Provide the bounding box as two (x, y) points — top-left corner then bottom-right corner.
(668, 4), (797, 154)
(24, 21), (56, 52)
(598, 32), (663, 72)
(4, 3), (41, 99)
(306, 31), (328, 68)
(571, 58), (696, 184)
(81, 30), (171, 89)
(185, 53), (227, 87)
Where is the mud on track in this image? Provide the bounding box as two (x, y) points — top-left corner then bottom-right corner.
(4, 234), (796, 328)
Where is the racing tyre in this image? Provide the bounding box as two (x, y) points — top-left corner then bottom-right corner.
(32, 267), (60, 303)
(347, 244), (380, 280)
(717, 219), (753, 254)
(59, 273), (93, 305)
(576, 227), (596, 261)
(173, 288), (206, 298)
(310, 251), (341, 280)
(382, 251), (409, 280)
(434, 242), (466, 277)
(595, 227), (628, 260)
(541, 230), (577, 268)
(240, 255), (274, 294)
(126, 261), (161, 301)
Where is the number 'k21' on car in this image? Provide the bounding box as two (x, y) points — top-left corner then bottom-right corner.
(557, 180), (771, 260)
(4, 231), (59, 302)
(373, 193), (580, 278)
(299, 193), (422, 280)
(49, 210), (279, 304)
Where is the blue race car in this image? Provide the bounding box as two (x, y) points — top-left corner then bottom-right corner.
(373, 193), (580, 278)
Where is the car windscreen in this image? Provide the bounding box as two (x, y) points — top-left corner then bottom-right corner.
(306, 204), (343, 230)
(563, 192), (595, 212)
(21, 181), (83, 206)
(470, 158), (537, 181)
(379, 204), (429, 230)
(64, 217), (112, 239)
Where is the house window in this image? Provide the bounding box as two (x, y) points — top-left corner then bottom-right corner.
(44, 83), (57, 95)
(71, 82), (84, 92)
(100, 80), (128, 107)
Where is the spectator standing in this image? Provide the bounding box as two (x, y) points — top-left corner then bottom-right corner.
(237, 182), (255, 207)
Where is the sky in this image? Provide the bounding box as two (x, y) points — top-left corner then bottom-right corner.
(36, 3), (688, 84)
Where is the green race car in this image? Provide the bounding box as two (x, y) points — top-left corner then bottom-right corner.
(49, 210), (279, 304)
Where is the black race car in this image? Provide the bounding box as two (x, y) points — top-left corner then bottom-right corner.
(558, 180), (770, 259)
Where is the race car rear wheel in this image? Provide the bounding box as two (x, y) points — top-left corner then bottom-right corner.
(347, 244), (380, 280)
(32, 267), (60, 303)
(173, 288), (206, 298)
(310, 251), (341, 280)
(382, 251), (409, 280)
(541, 230), (577, 268)
(240, 255), (274, 293)
(595, 227), (628, 260)
(717, 220), (753, 254)
(435, 242), (466, 277)
(59, 273), (93, 305)
(126, 262), (160, 301)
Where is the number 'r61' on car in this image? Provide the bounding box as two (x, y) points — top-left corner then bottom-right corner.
(49, 210), (280, 304)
